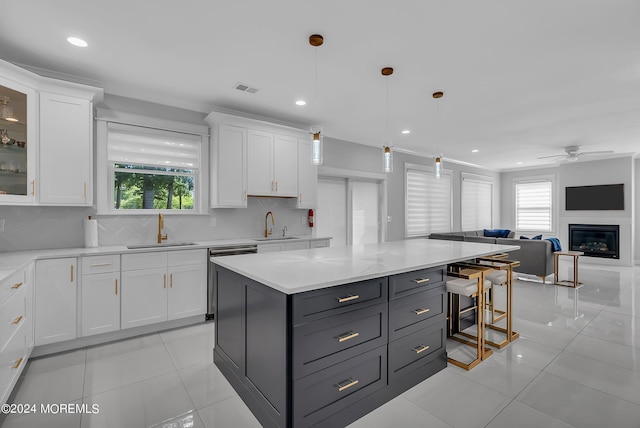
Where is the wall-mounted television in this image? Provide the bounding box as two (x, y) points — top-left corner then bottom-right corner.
(565, 184), (624, 210)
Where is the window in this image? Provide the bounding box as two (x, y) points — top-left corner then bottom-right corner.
(101, 122), (204, 213)
(405, 164), (452, 237)
(461, 174), (493, 230)
(515, 179), (553, 232)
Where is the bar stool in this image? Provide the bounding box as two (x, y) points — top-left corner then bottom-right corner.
(446, 263), (493, 370)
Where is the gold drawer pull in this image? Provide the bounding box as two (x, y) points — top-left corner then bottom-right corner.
(11, 282), (23, 290)
(413, 278), (430, 284)
(12, 357), (23, 369)
(11, 315), (23, 325)
(414, 308), (430, 315)
(115, 279), (118, 295)
(337, 331), (360, 343)
(90, 262), (112, 267)
(337, 294), (359, 303)
(170, 273), (173, 288)
(337, 378), (359, 392)
(413, 345), (430, 354)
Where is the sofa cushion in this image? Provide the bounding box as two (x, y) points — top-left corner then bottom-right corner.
(464, 236), (498, 244)
(520, 235), (542, 240)
(484, 229), (511, 238)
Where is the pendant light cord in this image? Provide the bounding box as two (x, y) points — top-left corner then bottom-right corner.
(386, 77), (389, 143)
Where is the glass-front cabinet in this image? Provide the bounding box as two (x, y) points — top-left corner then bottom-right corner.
(0, 79), (36, 204)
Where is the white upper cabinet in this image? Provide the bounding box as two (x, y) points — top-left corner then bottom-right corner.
(297, 138), (318, 208)
(39, 92), (92, 205)
(0, 59), (103, 206)
(207, 112), (314, 204)
(247, 130), (274, 196)
(208, 120), (247, 208)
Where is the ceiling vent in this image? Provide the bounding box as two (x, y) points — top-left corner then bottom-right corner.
(234, 83), (259, 94)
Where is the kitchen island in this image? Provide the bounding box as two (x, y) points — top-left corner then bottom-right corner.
(212, 239), (519, 428)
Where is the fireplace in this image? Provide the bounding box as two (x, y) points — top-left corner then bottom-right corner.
(569, 224), (619, 259)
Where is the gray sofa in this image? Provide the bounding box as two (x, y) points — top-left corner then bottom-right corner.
(429, 230), (554, 283)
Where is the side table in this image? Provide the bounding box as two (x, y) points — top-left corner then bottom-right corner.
(553, 251), (584, 288)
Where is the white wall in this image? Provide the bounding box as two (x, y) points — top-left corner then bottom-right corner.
(501, 156), (635, 266)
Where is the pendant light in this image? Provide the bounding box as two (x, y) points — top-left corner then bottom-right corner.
(382, 67), (394, 173)
(309, 34), (324, 165)
(433, 91), (444, 179)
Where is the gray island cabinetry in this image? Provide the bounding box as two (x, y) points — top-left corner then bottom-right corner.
(212, 240), (519, 428)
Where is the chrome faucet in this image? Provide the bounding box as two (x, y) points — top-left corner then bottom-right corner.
(157, 213), (168, 243)
(282, 225), (287, 237)
(265, 211), (275, 238)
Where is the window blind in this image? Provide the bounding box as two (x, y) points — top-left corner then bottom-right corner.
(515, 180), (552, 231)
(107, 123), (201, 170)
(462, 176), (493, 230)
(406, 169), (451, 236)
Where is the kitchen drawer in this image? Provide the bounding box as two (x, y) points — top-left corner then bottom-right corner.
(293, 302), (387, 379)
(389, 286), (446, 341)
(0, 322), (27, 403)
(293, 346), (387, 428)
(0, 282), (27, 350)
(121, 251), (167, 271)
(388, 324), (445, 383)
(309, 239), (330, 249)
(389, 266), (444, 299)
(293, 277), (388, 325)
(82, 254), (120, 274)
(0, 269), (26, 307)
(168, 249), (206, 267)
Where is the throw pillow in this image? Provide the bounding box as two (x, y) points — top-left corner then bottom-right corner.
(520, 234), (542, 240)
(484, 229), (511, 238)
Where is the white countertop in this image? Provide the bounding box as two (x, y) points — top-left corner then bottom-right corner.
(213, 239), (520, 294)
(0, 235), (331, 283)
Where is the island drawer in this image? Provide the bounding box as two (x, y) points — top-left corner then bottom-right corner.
(0, 268), (26, 307)
(293, 345), (387, 428)
(389, 266), (444, 299)
(388, 324), (445, 383)
(293, 302), (388, 379)
(389, 285), (445, 341)
(292, 277), (388, 325)
(0, 281), (27, 351)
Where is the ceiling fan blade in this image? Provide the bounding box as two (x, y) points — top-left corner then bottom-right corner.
(537, 154), (566, 160)
(578, 150), (614, 156)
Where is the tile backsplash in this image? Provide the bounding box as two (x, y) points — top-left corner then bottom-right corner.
(0, 197), (311, 252)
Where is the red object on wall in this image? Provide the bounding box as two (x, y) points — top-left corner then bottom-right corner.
(308, 209), (314, 227)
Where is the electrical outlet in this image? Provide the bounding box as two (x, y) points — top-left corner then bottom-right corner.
(387, 215), (392, 223)
(210, 217), (216, 227)
(0, 219), (4, 232)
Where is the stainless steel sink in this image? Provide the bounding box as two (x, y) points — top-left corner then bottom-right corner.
(254, 237), (299, 242)
(126, 241), (197, 249)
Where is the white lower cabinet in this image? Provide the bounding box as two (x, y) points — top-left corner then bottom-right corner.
(310, 239), (330, 249)
(0, 265), (33, 404)
(81, 255), (121, 336)
(121, 249), (206, 329)
(35, 258), (77, 346)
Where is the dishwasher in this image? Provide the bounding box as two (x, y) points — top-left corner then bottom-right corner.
(207, 244), (258, 319)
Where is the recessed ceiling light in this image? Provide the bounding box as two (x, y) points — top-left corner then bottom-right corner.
(67, 37), (88, 47)
(471, 149), (479, 153)
(295, 100), (307, 106)
(401, 130), (410, 134)
(516, 161), (523, 165)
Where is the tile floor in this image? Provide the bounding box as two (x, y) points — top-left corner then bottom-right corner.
(2, 261), (640, 428)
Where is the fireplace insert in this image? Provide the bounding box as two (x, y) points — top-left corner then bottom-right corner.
(568, 224), (619, 259)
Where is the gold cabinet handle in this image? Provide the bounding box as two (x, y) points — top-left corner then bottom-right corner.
(337, 294), (359, 303)
(243, 191), (247, 201)
(337, 378), (359, 392)
(70, 265), (74, 282)
(31, 180), (35, 196)
(271, 181), (274, 191)
(276, 181), (278, 192)
(414, 308), (430, 315)
(413, 278), (430, 284)
(91, 262), (112, 267)
(337, 331), (359, 343)
(115, 279), (118, 295)
(299, 193), (302, 203)
(12, 357), (23, 369)
(413, 345), (430, 354)
(163, 274), (166, 289)
(170, 273), (173, 288)
(11, 315), (23, 325)
(11, 282), (23, 290)
(83, 182), (87, 199)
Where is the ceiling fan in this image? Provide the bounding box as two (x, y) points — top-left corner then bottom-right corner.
(537, 145), (614, 162)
